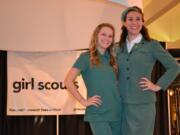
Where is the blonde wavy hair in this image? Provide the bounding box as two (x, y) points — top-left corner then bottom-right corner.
(89, 23), (118, 76)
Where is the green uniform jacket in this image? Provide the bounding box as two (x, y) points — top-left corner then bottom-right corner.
(116, 39), (180, 104)
(73, 51), (122, 122)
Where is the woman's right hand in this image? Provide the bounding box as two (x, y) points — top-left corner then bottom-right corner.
(81, 95), (102, 107)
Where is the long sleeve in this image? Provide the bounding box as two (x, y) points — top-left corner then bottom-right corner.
(150, 41), (180, 90)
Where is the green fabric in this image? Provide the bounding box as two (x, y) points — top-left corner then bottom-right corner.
(116, 39), (180, 104)
(89, 121), (121, 135)
(121, 103), (155, 135)
(73, 51), (122, 122)
(121, 7), (138, 22)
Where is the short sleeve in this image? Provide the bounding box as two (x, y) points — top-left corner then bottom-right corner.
(73, 52), (89, 73)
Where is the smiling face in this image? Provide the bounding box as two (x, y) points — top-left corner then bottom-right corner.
(124, 11), (143, 37)
(97, 26), (114, 53)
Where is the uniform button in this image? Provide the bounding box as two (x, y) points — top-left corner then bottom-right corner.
(126, 58), (129, 61)
(126, 77), (130, 80)
(126, 68), (129, 71)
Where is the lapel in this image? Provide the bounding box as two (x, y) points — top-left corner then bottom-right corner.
(129, 38), (146, 54)
(119, 38), (147, 56)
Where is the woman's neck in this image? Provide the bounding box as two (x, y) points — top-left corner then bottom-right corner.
(97, 47), (106, 55)
(127, 34), (139, 42)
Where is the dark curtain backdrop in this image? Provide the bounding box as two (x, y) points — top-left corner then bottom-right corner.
(0, 47), (179, 135)
(153, 61), (169, 135)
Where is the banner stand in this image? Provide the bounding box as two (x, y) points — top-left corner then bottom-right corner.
(56, 115), (59, 135)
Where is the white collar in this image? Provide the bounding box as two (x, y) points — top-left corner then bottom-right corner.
(126, 34), (142, 52)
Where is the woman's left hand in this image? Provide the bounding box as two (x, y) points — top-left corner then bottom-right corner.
(139, 77), (161, 92)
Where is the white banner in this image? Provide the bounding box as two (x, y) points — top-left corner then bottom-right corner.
(7, 51), (86, 115)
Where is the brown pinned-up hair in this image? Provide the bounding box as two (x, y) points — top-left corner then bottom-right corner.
(119, 6), (152, 51)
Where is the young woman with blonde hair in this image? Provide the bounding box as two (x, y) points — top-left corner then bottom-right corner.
(65, 23), (122, 135)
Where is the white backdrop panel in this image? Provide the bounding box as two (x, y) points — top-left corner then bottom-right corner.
(0, 0), (126, 52)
